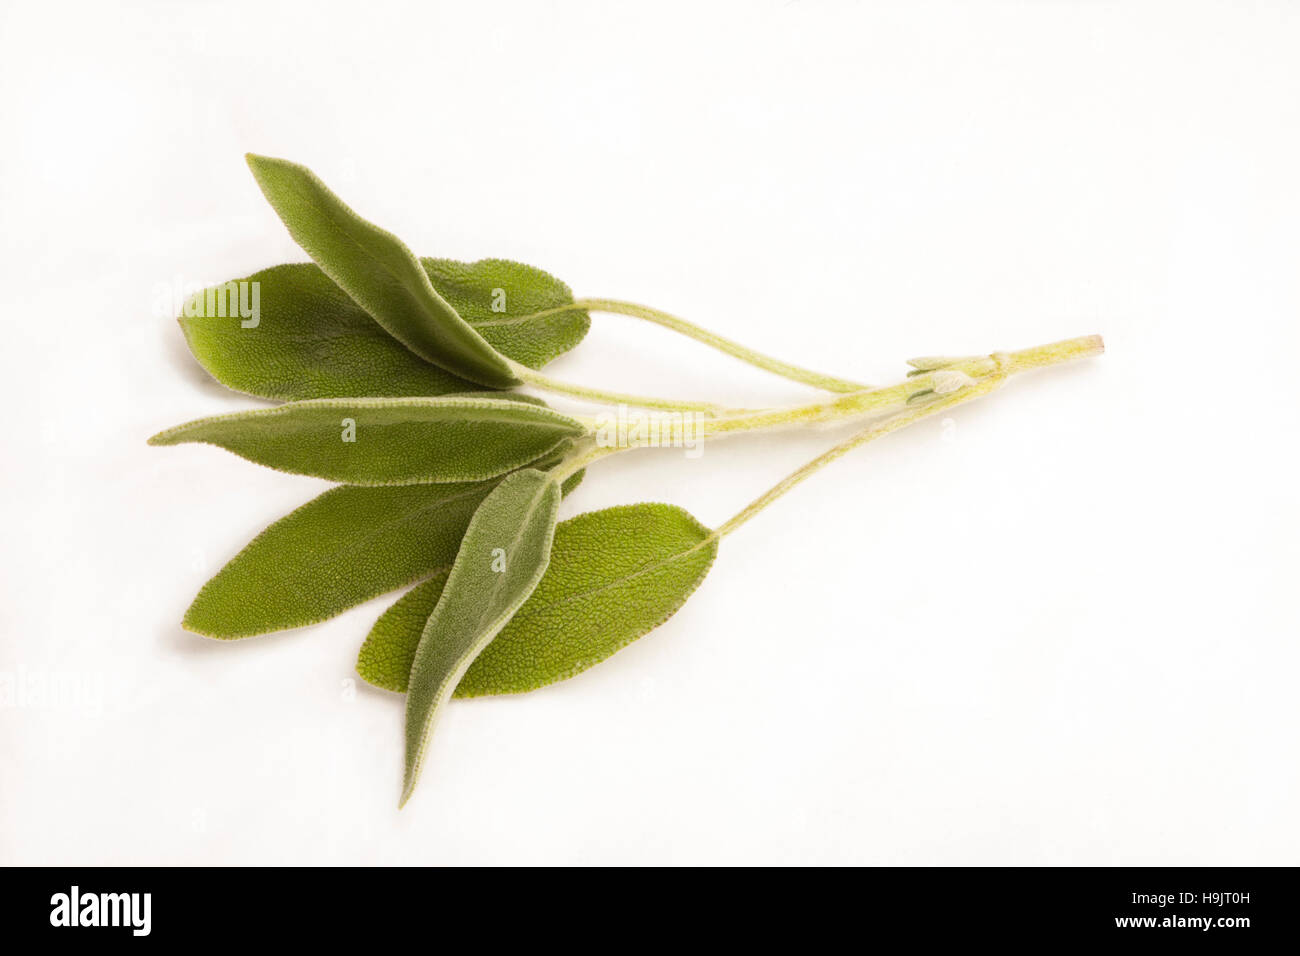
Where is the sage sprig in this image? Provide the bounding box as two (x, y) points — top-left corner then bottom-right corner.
(153, 154), (1103, 807)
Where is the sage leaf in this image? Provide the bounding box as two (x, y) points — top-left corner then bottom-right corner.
(245, 154), (519, 388)
(358, 504), (717, 696)
(184, 481), (496, 639)
(420, 258), (589, 371)
(402, 469), (561, 805)
(354, 570), (452, 688)
(182, 451), (583, 639)
(178, 260), (589, 400)
(148, 397), (586, 485)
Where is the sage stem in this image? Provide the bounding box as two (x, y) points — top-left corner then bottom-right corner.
(702, 335), (1105, 438)
(551, 333), (1102, 481)
(505, 299), (868, 393)
(713, 374), (1006, 539)
(713, 333), (1104, 536)
(573, 299), (868, 393)
(511, 364), (732, 416)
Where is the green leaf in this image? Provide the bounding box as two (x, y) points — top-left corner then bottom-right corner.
(402, 469), (561, 806)
(184, 481), (496, 639)
(176, 264), (470, 401)
(355, 571), (453, 687)
(148, 396), (586, 485)
(557, 465), (585, 497)
(178, 260), (589, 401)
(182, 452), (584, 639)
(245, 154), (519, 388)
(359, 504), (717, 696)
(420, 258), (589, 371)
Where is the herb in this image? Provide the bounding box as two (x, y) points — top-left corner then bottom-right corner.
(184, 480), (499, 639)
(148, 396), (585, 485)
(246, 155), (519, 387)
(401, 469), (561, 805)
(358, 503), (718, 696)
(179, 259), (589, 401)
(153, 154), (1103, 806)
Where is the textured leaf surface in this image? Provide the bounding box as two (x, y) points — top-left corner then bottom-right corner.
(421, 258), (589, 371)
(178, 261), (588, 400)
(182, 455), (583, 639)
(402, 469), (561, 805)
(184, 482), (496, 639)
(148, 397), (586, 485)
(245, 154), (518, 387)
(359, 504), (717, 696)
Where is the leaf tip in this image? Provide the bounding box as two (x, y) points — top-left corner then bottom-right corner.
(180, 593), (250, 640)
(243, 152), (266, 179)
(146, 422), (190, 446)
(244, 152), (293, 188)
(179, 613), (230, 641)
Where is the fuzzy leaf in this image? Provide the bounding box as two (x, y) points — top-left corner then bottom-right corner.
(420, 258), (589, 371)
(178, 260), (588, 401)
(245, 154), (518, 387)
(184, 481), (496, 639)
(359, 504), (717, 696)
(148, 397), (586, 485)
(182, 454), (583, 640)
(402, 469), (561, 805)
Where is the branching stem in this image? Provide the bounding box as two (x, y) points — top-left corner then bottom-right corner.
(714, 375), (1005, 538)
(550, 333), (1104, 532)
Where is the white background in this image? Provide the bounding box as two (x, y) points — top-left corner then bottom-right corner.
(2, 0), (1297, 866)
